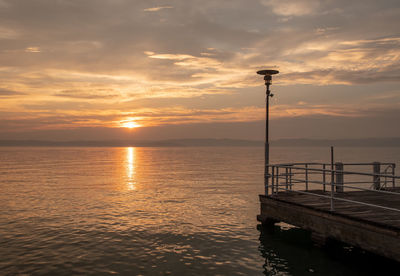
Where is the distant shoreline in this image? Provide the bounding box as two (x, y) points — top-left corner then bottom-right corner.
(1, 138), (400, 147)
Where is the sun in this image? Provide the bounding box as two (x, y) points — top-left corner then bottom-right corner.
(122, 121), (141, 129)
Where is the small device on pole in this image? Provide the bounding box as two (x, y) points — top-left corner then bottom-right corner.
(257, 69), (279, 195)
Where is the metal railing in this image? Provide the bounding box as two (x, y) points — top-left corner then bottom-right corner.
(265, 162), (399, 212)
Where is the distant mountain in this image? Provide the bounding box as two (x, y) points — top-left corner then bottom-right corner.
(0, 139), (263, 147)
(0, 138), (399, 147)
(273, 138), (400, 147)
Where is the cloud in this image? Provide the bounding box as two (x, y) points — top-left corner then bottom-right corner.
(53, 89), (120, 99)
(24, 46), (40, 53)
(3, 96), (398, 133)
(242, 35), (400, 85)
(143, 6), (173, 12)
(260, 0), (320, 17)
(0, 0), (400, 139)
(279, 66), (400, 85)
(0, 26), (19, 39)
(0, 88), (25, 97)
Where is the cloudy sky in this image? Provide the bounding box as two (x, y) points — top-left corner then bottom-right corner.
(1, 0), (399, 141)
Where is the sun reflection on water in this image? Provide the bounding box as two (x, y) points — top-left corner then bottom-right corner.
(126, 147), (137, 190)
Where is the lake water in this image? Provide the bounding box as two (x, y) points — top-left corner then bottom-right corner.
(1, 146), (399, 275)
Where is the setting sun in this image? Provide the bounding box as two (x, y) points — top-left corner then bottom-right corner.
(122, 121), (141, 129)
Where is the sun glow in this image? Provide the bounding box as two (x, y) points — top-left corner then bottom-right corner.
(122, 121), (141, 129)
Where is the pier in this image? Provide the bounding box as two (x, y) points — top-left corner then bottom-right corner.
(257, 161), (400, 262)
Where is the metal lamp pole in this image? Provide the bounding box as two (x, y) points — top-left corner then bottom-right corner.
(257, 69), (279, 195)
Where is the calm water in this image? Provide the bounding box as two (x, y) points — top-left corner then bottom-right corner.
(1, 146), (400, 275)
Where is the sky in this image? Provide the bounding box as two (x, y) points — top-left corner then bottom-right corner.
(1, 0), (400, 141)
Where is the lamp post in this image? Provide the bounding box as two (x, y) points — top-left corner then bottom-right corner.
(257, 69), (279, 195)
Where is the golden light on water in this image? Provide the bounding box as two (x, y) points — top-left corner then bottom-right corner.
(126, 147), (137, 190)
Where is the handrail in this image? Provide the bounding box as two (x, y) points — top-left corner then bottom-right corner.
(265, 161), (399, 213)
(275, 175), (400, 196)
(270, 164), (399, 179)
(273, 162), (396, 166)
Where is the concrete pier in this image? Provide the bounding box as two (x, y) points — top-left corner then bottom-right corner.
(258, 162), (400, 262)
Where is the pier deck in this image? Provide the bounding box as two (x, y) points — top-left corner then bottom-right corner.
(258, 162), (400, 262)
(260, 189), (400, 228)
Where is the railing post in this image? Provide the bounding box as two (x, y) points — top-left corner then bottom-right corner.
(289, 166), (293, 190)
(392, 164), (396, 188)
(323, 164), (326, 192)
(305, 164), (309, 191)
(373, 162), (381, 190)
(275, 167), (279, 194)
(335, 162), (344, 192)
(271, 166), (275, 195)
(285, 167), (289, 190)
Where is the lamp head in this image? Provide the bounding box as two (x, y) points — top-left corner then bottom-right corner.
(257, 69), (279, 86)
(257, 70), (279, 76)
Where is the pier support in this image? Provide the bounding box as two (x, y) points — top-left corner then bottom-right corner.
(258, 194), (400, 262)
(257, 215), (279, 228)
(311, 232), (328, 247)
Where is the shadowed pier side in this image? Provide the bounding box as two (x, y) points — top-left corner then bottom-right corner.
(257, 162), (400, 262)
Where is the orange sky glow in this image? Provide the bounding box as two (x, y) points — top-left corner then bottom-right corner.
(1, 0), (400, 140)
